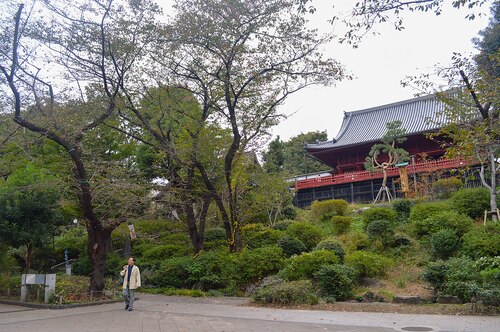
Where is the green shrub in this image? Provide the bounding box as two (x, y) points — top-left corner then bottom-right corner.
(0, 245), (17, 275)
(345, 251), (393, 278)
(430, 229), (461, 260)
(338, 230), (369, 252)
(331, 216), (352, 234)
(393, 233), (412, 247)
(314, 239), (345, 263)
(412, 211), (473, 238)
(242, 224), (282, 249)
(424, 256), (500, 304)
(311, 199), (349, 221)
(285, 222), (324, 251)
(409, 201), (452, 224)
(314, 264), (356, 301)
(461, 223), (500, 259)
(204, 228), (227, 242)
(432, 177), (463, 199)
(282, 206), (297, 220)
(186, 250), (235, 290)
(479, 288), (500, 307)
(278, 236), (306, 257)
(142, 244), (187, 261)
(72, 255), (91, 276)
(159, 233), (192, 246)
(475, 256), (500, 271)
(392, 199), (414, 223)
(444, 256), (481, 302)
(423, 260), (449, 293)
(0, 273), (21, 295)
(451, 187), (491, 220)
(362, 207), (397, 228)
(149, 256), (195, 288)
(279, 250), (339, 280)
(253, 279), (318, 305)
(273, 220), (293, 231)
(366, 220), (395, 247)
(235, 246), (285, 286)
(105, 252), (123, 277)
(131, 243), (157, 258)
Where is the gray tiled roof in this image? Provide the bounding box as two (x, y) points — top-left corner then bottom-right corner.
(305, 94), (447, 150)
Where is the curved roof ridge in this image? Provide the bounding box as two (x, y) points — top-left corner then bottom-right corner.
(305, 94), (444, 151)
(333, 111), (353, 142)
(345, 94), (435, 116)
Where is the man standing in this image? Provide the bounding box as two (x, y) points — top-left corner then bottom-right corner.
(120, 257), (141, 311)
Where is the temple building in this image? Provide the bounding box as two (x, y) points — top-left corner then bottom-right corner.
(293, 94), (478, 207)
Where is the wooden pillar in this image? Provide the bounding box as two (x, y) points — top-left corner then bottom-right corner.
(391, 178), (396, 199)
(350, 183), (355, 203)
(370, 180), (375, 201)
(331, 187), (335, 200)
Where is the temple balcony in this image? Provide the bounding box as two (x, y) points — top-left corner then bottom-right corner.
(294, 157), (475, 190)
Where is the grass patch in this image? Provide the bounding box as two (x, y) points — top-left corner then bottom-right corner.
(141, 287), (206, 297)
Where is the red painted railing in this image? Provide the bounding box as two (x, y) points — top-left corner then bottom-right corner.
(294, 158), (475, 190)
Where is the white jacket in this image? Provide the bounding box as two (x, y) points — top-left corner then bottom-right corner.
(120, 265), (141, 289)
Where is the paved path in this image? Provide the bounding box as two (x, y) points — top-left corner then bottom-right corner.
(0, 294), (498, 332)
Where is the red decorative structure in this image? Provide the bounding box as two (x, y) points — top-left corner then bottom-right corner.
(293, 95), (479, 207)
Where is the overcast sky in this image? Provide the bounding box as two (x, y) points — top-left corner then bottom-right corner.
(274, 1), (491, 142)
(156, 0), (491, 143)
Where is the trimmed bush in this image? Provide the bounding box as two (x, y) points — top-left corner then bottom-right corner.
(185, 251), (233, 290)
(204, 228), (227, 242)
(331, 216), (352, 234)
(314, 239), (345, 263)
(286, 222), (324, 251)
(345, 251), (393, 278)
(311, 199), (349, 221)
(278, 236), (306, 257)
(412, 210), (473, 238)
(142, 244), (188, 262)
(253, 279), (318, 305)
(366, 220), (395, 247)
(235, 246), (285, 286)
(409, 201), (452, 224)
(451, 187), (491, 220)
(432, 177), (463, 199)
(430, 229), (461, 260)
(242, 224), (282, 249)
(315, 264), (356, 301)
(392, 199), (414, 223)
(362, 207), (397, 228)
(338, 230), (369, 252)
(279, 250), (340, 280)
(149, 256), (195, 288)
(461, 223), (500, 259)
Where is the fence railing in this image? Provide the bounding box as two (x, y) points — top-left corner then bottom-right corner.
(295, 157), (475, 190)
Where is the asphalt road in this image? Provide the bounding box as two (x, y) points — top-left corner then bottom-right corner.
(0, 294), (498, 332)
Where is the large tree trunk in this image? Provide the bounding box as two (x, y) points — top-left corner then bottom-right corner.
(184, 202), (204, 254)
(24, 244), (33, 273)
(87, 227), (112, 292)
